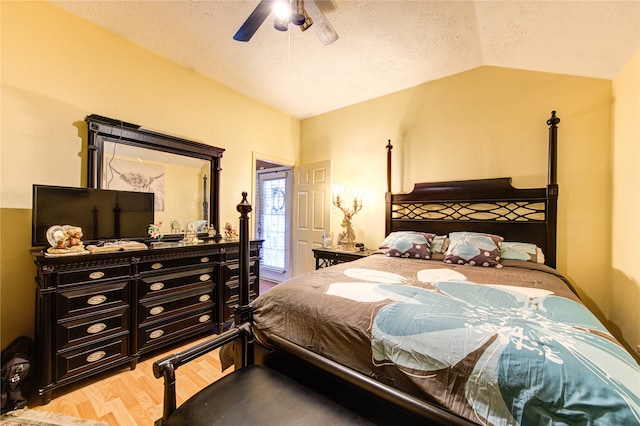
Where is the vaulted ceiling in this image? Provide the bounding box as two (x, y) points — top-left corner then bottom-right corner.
(51, 1), (640, 119)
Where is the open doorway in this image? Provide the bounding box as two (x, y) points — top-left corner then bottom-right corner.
(255, 158), (293, 285)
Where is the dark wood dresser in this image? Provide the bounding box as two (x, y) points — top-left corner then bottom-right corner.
(32, 240), (261, 403)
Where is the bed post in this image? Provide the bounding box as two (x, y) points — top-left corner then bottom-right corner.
(234, 192), (254, 368)
(547, 111), (560, 186)
(546, 111), (560, 269)
(212, 157), (223, 240)
(152, 193), (254, 425)
(385, 140), (393, 236)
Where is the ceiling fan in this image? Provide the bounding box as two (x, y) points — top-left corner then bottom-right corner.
(233, 0), (339, 46)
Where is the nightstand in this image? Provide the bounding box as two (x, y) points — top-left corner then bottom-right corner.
(312, 247), (376, 269)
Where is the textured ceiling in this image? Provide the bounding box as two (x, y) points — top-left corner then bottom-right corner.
(51, 1), (640, 119)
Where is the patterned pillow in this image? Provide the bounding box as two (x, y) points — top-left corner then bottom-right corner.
(380, 231), (435, 259)
(501, 242), (538, 263)
(444, 231), (503, 267)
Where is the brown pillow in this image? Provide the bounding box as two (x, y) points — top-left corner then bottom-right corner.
(380, 231), (435, 259)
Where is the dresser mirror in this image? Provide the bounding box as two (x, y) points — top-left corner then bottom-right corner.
(86, 114), (224, 240)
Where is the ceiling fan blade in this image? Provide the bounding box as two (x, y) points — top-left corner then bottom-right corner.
(304, 0), (338, 45)
(233, 0), (276, 42)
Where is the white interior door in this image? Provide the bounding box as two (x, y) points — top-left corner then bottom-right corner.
(292, 160), (331, 276)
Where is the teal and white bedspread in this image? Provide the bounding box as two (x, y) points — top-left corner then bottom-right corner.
(252, 255), (640, 425)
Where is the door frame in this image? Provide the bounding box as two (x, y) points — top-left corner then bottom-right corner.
(252, 152), (295, 282)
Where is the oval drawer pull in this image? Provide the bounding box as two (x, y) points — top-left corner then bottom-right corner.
(89, 271), (105, 280)
(150, 282), (164, 291)
(199, 294), (211, 302)
(151, 263), (163, 270)
(199, 315), (210, 323)
(199, 274), (211, 282)
(87, 295), (107, 305)
(87, 323), (107, 334)
(149, 306), (164, 315)
(200, 257), (209, 263)
(150, 329), (164, 339)
(86, 351), (106, 363)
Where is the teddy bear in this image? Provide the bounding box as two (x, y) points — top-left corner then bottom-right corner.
(52, 226), (84, 251)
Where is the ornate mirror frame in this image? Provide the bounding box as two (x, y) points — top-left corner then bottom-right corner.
(86, 114), (224, 239)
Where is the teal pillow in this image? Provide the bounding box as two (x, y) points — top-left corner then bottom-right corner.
(431, 235), (449, 254)
(501, 242), (538, 262)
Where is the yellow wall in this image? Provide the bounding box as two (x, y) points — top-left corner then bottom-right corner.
(0, 1), (300, 348)
(611, 48), (640, 359)
(301, 66), (631, 352)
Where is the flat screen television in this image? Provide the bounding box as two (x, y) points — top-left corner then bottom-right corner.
(32, 184), (154, 247)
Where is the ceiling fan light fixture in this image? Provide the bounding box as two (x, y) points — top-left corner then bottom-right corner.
(274, 16), (288, 32)
(290, 0), (306, 26)
(234, 0), (338, 45)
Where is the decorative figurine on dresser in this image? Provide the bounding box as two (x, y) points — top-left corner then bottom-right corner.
(31, 115), (262, 404)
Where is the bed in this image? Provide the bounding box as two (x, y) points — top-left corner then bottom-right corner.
(155, 111), (640, 425)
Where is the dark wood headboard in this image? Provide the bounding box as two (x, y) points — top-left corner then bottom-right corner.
(385, 111), (560, 268)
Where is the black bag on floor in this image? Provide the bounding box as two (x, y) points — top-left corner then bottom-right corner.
(1, 336), (34, 413)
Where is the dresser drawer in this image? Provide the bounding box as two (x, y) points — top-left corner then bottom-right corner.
(221, 248), (260, 262)
(138, 255), (215, 274)
(57, 264), (130, 286)
(223, 277), (258, 301)
(220, 258), (258, 282)
(57, 308), (129, 351)
(56, 336), (128, 381)
(57, 281), (129, 320)
(223, 277), (258, 322)
(139, 267), (213, 298)
(138, 309), (214, 352)
(138, 284), (214, 325)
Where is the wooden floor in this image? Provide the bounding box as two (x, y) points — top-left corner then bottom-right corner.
(29, 335), (231, 425)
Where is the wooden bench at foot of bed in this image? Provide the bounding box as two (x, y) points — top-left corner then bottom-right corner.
(153, 193), (475, 426)
(159, 363), (373, 425)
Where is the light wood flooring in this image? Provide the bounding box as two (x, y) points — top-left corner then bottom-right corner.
(29, 335), (231, 425)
